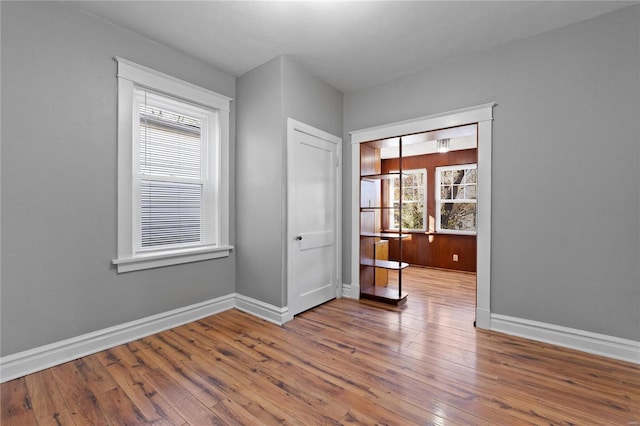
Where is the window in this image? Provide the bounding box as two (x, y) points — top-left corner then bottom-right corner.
(388, 169), (426, 231)
(113, 58), (232, 272)
(435, 164), (477, 234)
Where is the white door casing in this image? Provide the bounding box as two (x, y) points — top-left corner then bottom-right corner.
(349, 103), (495, 329)
(287, 119), (342, 317)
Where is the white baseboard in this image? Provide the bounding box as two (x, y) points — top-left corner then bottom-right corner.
(234, 293), (292, 325)
(491, 314), (640, 364)
(475, 307), (491, 330)
(1, 294), (238, 383)
(7, 297), (636, 384)
(342, 283), (360, 299)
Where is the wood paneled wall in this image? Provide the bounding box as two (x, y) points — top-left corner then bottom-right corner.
(382, 148), (478, 272)
(360, 143), (381, 175)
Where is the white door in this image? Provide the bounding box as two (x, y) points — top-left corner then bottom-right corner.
(287, 119), (341, 317)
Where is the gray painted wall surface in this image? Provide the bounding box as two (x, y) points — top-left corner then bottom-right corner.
(235, 57), (285, 307)
(282, 56), (344, 140)
(236, 56), (342, 307)
(1, 2), (236, 356)
(343, 5), (640, 341)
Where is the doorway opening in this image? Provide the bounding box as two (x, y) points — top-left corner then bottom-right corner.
(350, 103), (495, 328)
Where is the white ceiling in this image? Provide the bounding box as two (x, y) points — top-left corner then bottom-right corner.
(69, 1), (635, 92)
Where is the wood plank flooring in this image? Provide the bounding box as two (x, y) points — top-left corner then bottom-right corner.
(2, 267), (639, 425)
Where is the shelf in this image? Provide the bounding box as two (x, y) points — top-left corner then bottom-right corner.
(360, 286), (408, 305)
(360, 259), (409, 270)
(360, 205), (416, 211)
(360, 172), (405, 181)
(360, 232), (411, 239)
(359, 140), (410, 307)
(360, 206), (399, 210)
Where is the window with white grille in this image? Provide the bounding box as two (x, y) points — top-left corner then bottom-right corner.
(435, 164), (477, 234)
(113, 58), (232, 273)
(134, 89), (215, 251)
(388, 169), (426, 231)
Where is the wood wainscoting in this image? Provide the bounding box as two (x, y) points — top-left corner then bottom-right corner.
(2, 267), (639, 425)
(388, 232), (476, 272)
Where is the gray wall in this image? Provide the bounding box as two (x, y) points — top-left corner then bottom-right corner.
(236, 55), (342, 307)
(235, 56), (285, 307)
(282, 56), (344, 139)
(343, 5), (640, 341)
(1, 1), (236, 356)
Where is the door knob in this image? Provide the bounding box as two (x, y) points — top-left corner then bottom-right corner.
(296, 235), (303, 241)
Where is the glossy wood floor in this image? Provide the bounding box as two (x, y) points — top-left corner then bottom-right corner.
(2, 267), (639, 425)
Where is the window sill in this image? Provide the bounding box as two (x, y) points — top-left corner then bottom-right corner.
(430, 231), (477, 236)
(113, 245), (233, 273)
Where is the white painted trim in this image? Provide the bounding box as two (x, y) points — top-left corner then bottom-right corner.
(0, 292), (295, 383)
(113, 246), (232, 273)
(0, 294), (236, 383)
(351, 103), (496, 144)
(235, 293), (292, 325)
(350, 142), (361, 298)
(475, 119), (493, 328)
(476, 307), (491, 329)
(341, 283), (360, 299)
(491, 314), (640, 364)
(5, 296), (636, 384)
(286, 119), (342, 316)
(113, 58), (233, 273)
(350, 103), (495, 328)
(115, 57), (232, 111)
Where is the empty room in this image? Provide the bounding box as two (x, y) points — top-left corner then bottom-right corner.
(1, 1), (639, 424)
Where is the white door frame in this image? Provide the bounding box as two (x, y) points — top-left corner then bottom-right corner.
(349, 103), (495, 329)
(286, 118), (342, 319)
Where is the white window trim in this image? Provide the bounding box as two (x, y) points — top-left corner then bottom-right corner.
(112, 57), (233, 273)
(435, 163), (477, 235)
(387, 168), (427, 232)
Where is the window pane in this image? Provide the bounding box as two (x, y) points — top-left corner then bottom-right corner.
(140, 180), (202, 247)
(441, 185), (452, 200)
(442, 170), (453, 185)
(139, 101), (203, 179)
(393, 178), (400, 200)
(390, 170), (425, 230)
(403, 187), (417, 200)
(465, 184), (477, 200)
(463, 169), (477, 184)
(402, 202), (424, 230)
(440, 202), (476, 232)
(453, 184), (465, 199)
(452, 169), (465, 184)
(392, 202), (400, 229)
(406, 173), (420, 187)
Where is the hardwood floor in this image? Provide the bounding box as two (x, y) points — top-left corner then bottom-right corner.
(2, 267), (639, 425)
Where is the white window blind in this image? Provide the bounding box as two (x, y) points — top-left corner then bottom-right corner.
(140, 180), (202, 247)
(134, 88), (216, 252)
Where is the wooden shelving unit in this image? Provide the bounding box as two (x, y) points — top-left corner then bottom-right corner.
(359, 138), (409, 305)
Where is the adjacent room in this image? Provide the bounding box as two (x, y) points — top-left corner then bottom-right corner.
(2, 1), (639, 424)
(358, 124), (479, 305)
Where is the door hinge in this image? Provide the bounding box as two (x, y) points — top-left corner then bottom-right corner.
(336, 156), (340, 167)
